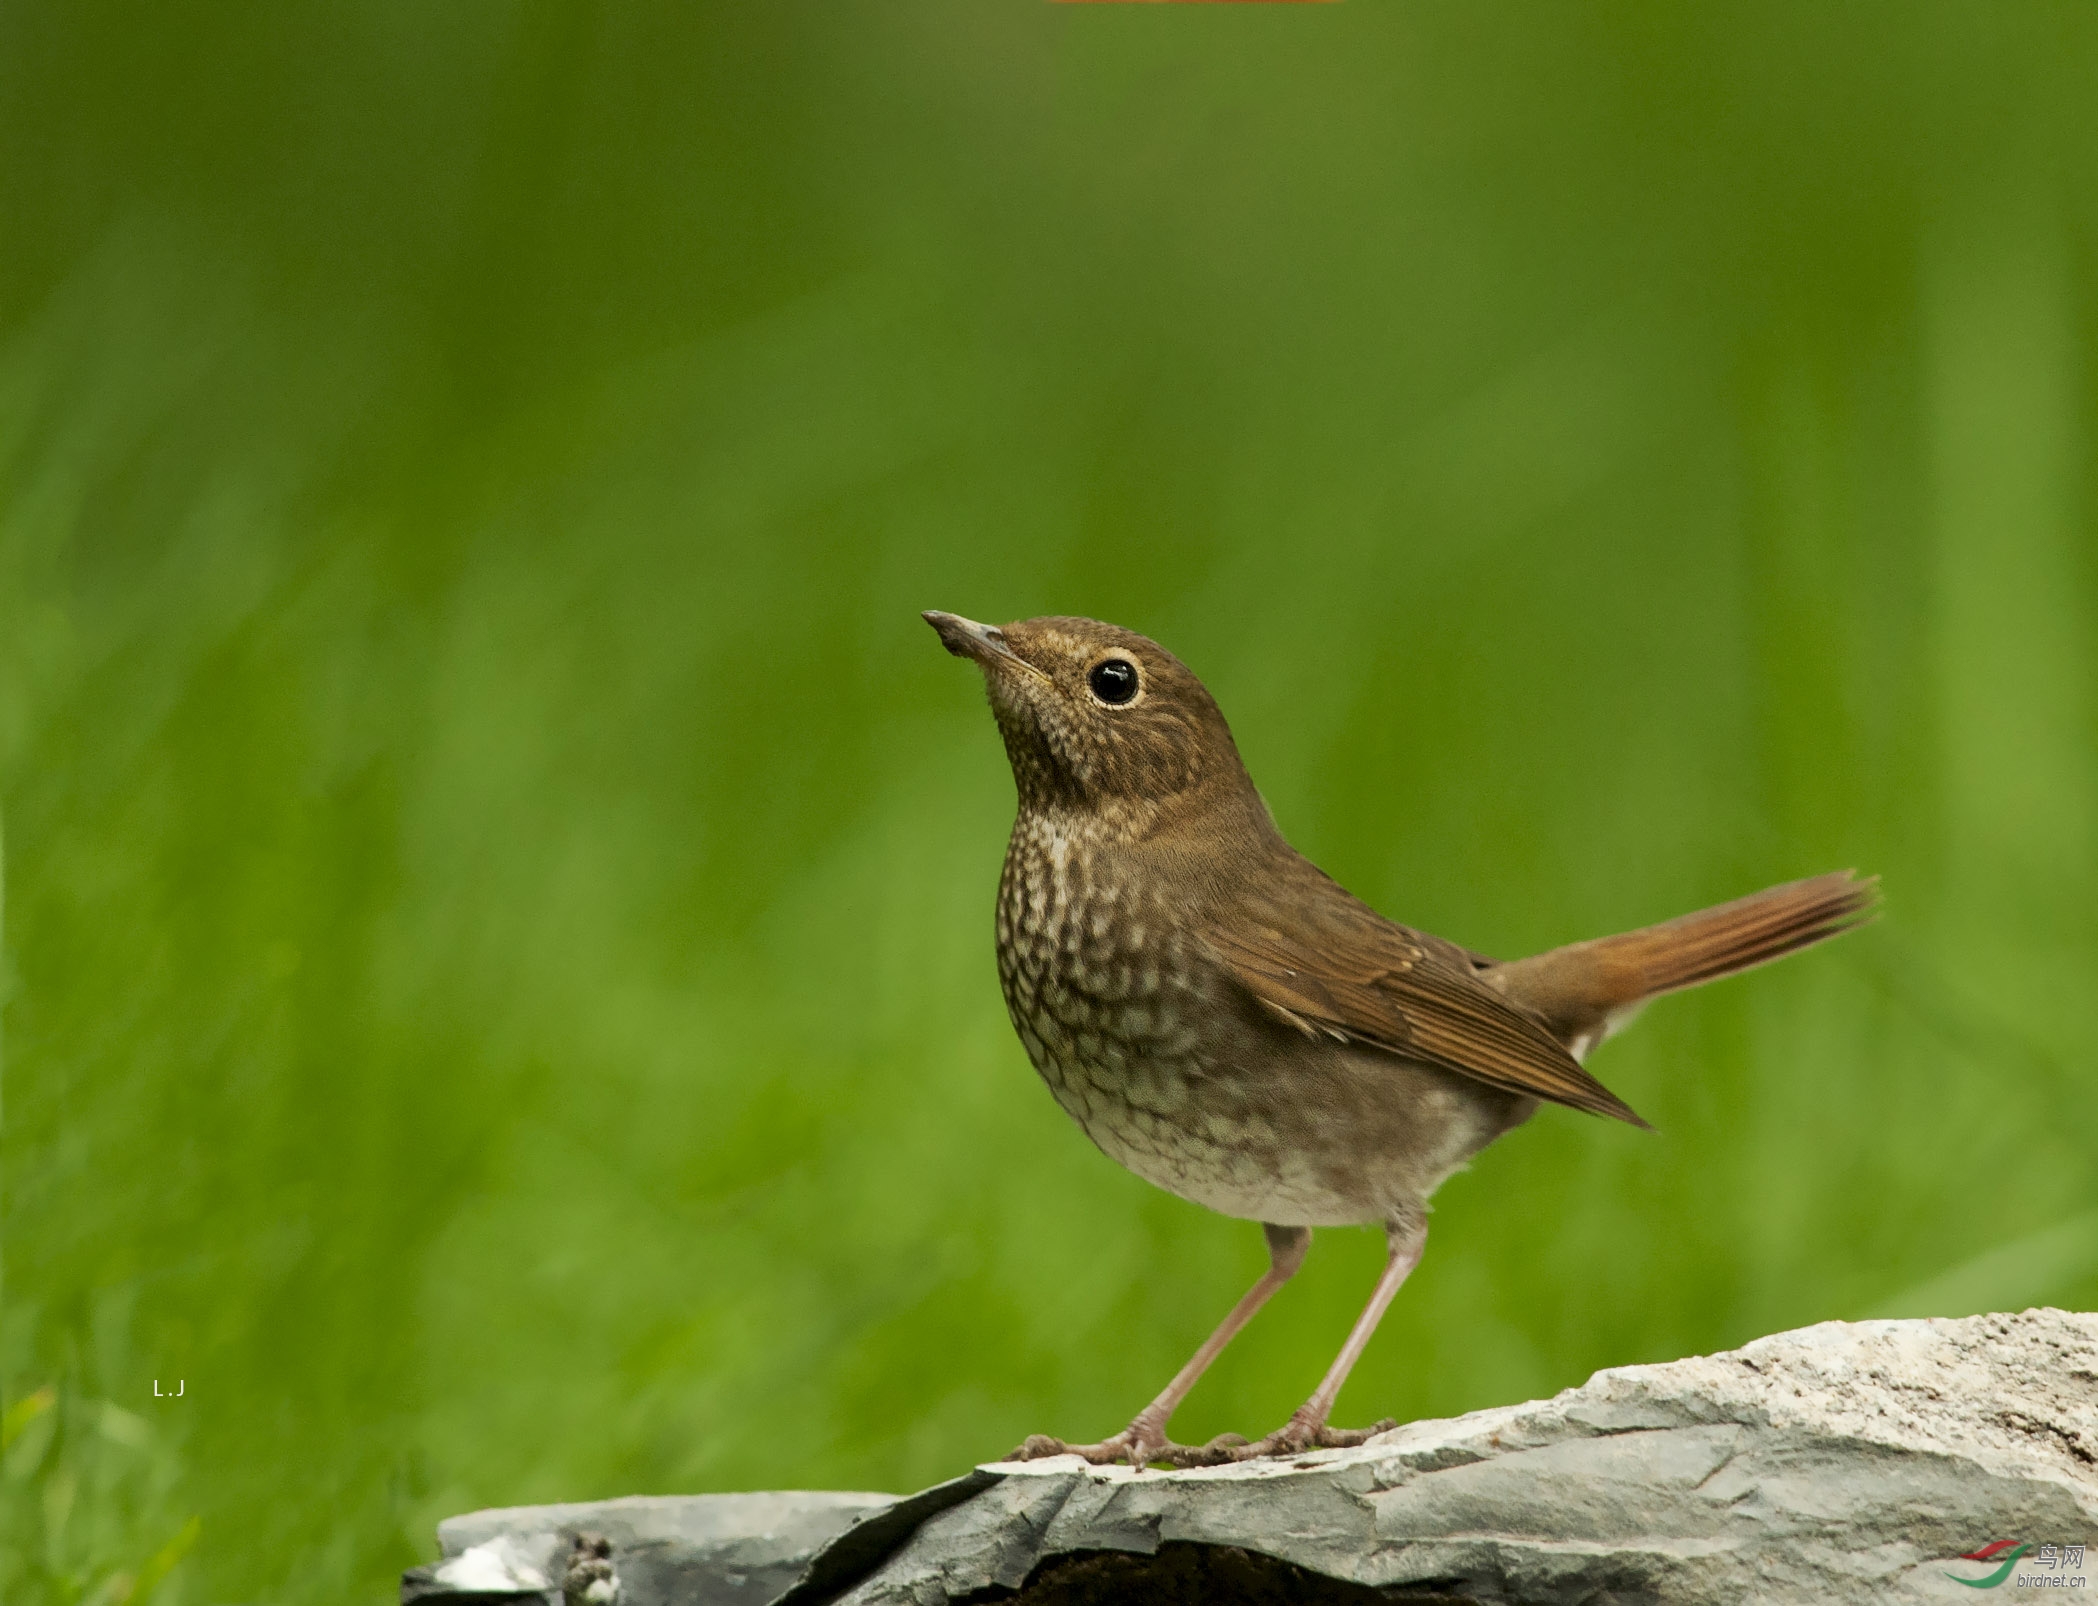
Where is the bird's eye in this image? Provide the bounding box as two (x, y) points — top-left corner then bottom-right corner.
(1087, 657), (1139, 705)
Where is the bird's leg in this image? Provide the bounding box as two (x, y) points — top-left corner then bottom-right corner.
(1008, 1223), (1311, 1470)
(1224, 1211), (1424, 1462)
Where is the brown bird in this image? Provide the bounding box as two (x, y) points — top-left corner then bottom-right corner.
(926, 610), (1875, 1469)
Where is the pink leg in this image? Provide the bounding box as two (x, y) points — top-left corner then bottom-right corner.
(1231, 1212), (1425, 1460)
(1009, 1223), (1311, 1469)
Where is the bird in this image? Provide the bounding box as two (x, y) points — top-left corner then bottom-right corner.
(925, 610), (1876, 1469)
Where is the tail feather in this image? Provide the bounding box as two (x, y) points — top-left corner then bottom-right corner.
(1487, 870), (1878, 1053)
(1606, 870), (1878, 997)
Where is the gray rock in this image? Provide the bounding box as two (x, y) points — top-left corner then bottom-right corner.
(408, 1309), (2098, 1605)
(403, 1491), (898, 1606)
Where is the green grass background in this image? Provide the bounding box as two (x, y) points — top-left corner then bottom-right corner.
(4, 4), (2096, 1601)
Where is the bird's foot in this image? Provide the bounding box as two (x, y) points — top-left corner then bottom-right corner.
(1005, 1413), (1243, 1472)
(1218, 1409), (1399, 1463)
(1004, 1409), (1396, 1470)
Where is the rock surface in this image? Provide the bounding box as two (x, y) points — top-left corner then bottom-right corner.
(407, 1309), (2098, 1605)
(400, 1491), (900, 1605)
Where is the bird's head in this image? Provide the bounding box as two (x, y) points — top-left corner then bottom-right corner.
(925, 612), (1255, 826)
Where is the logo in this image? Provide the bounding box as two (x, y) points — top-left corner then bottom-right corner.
(1943, 1542), (2087, 1590)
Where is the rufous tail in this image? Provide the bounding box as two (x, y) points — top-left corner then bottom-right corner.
(1486, 870), (1878, 1056)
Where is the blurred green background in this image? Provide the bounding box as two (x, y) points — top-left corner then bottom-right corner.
(4, 3), (2096, 1601)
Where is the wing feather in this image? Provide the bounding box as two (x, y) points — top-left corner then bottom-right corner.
(1203, 895), (1651, 1129)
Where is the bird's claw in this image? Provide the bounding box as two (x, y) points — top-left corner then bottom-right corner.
(1227, 1412), (1399, 1461)
(1150, 1432), (1249, 1468)
(1005, 1414), (1209, 1470)
(1007, 1433), (1072, 1461)
(1007, 1409), (1397, 1470)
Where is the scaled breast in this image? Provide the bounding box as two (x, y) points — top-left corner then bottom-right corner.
(994, 813), (1208, 1129)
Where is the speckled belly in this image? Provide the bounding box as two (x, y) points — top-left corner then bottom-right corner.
(992, 819), (1506, 1227)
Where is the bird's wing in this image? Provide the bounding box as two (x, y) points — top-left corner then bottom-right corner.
(1201, 879), (1651, 1129)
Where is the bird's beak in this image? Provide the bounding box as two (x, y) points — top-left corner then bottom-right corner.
(923, 611), (1050, 683)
